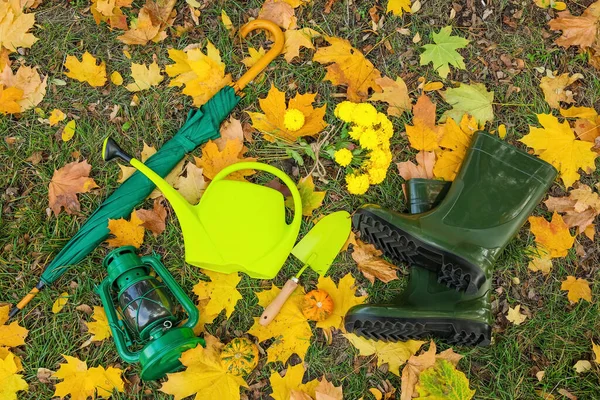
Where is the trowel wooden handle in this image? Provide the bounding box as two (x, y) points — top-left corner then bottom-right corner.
(259, 278), (298, 326)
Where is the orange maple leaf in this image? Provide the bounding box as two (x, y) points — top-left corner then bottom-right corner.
(106, 211), (145, 248)
(549, 2), (600, 49)
(195, 139), (256, 181)
(528, 212), (575, 258)
(561, 276), (592, 303)
(48, 160), (99, 216)
(90, 0), (133, 29)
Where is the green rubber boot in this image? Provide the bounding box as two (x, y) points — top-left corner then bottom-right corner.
(346, 179), (491, 346)
(353, 132), (557, 294)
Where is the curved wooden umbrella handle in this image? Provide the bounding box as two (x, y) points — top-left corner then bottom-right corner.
(232, 19), (285, 92)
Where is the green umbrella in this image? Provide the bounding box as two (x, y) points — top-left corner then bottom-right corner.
(10, 20), (285, 318)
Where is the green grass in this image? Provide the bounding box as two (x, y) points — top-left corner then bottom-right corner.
(1, 0), (599, 399)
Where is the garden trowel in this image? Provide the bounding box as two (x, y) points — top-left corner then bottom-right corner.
(259, 211), (351, 326)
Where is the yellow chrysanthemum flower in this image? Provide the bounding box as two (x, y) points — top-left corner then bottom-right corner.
(369, 149), (392, 169)
(334, 101), (357, 123)
(346, 173), (370, 195)
(334, 148), (353, 167)
(283, 108), (305, 132)
(359, 127), (379, 150)
(352, 103), (378, 127)
(368, 167), (387, 184)
(377, 113), (394, 139)
(348, 125), (365, 140)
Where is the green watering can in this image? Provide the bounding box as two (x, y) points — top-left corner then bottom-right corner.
(103, 138), (303, 279)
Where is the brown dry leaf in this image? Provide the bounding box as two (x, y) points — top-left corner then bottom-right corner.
(48, 160), (99, 216)
(117, 0), (176, 45)
(215, 117), (244, 151)
(90, 0), (133, 29)
(396, 151), (436, 180)
(284, 28), (320, 62)
(195, 139), (256, 181)
(561, 276), (592, 303)
(0, 64), (47, 111)
(106, 211), (145, 248)
(545, 184), (600, 239)
(351, 239), (398, 283)
(549, 2), (600, 49)
(528, 213), (575, 258)
(0, 0), (38, 53)
(314, 377), (343, 400)
(258, 0), (297, 30)
(136, 198), (167, 236)
(313, 36), (382, 102)
(149, 159), (184, 199)
(539, 72), (583, 109)
(369, 76), (411, 117)
(174, 161), (207, 204)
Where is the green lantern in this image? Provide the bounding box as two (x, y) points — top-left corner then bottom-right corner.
(96, 246), (204, 380)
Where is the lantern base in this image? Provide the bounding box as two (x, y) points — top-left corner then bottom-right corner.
(139, 327), (205, 381)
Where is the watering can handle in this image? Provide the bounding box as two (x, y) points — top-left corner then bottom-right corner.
(211, 162), (303, 228)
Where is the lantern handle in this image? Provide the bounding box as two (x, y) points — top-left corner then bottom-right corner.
(232, 19), (285, 93)
(141, 256), (200, 330)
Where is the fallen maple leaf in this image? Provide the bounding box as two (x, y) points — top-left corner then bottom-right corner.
(549, 2), (600, 49)
(0, 84), (22, 114)
(506, 304), (527, 325)
(387, 0), (411, 16)
(64, 52), (107, 87)
(258, 0), (297, 30)
(420, 26), (469, 79)
(561, 276), (592, 303)
(48, 109), (66, 126)
(52, 292), (69, 314)
(135, 198), (167, 236)
(0, 64), (47, 111)
(0, 352), (28, 400)
(106, 211), (145, 248)
(0, 0), (38, 53)
(351, 239), (399, 283)
(285, 175), (326, 216)
(313, 36), (383, 102)
(150, 159), (184, 199)
(215, 116), (244, 151)
(416, 359), (475, 400)
(316, 273), (367, 331)
(90, 0), (133, 29)
(195, 139), (256, 181)
(433, 115), (479, 181)
(404, 93), (442, 152)
(369, 76), (411, 117)
(269, 364), (319, 400)
(314, 377), (343, 400)
(343, 333), (425, 376)
(528, 213), (574, 258)
(193, 270), (242, 324)
(247, 85), (327, 143)
(117, 0), (176, 45)
(545, 184), (600, 239)
(241, 46), (266, 70)
(248, 284), (313, 363)
(174, 161), (207, 204)
(52, 355), (124, 400)
(441, 82), (494, 125)
(527, 246), (553, 275)
(539, 72), (582, 109)
(48, 160), (99, 216)
(160, 335), (247, 400)
(85, 306), (112, 342)
(592, 340), (600, 363)
(0, 305), (28, 348)
(125, 61), (164, 92)
(520, 113), (597, 188)
(284, 28), (320, 62)
(397, 151), (436, 181)
(166, 41), (232, 107)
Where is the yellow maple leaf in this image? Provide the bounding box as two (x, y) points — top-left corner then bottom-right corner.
(106, 211), (145, 248)
(52, 355), (124, 400)
(174, 161), (207, 204)
(433, 115), (478, 180)
(125, 61), (164, 92)
(343, 333), (425, 375)
(369, 76), (411, 117)
(247, 85), (327, 143)
(0, 352), (28, 400)
(52, 292), (69, 314)
(0, 64), (47, 111)
(316, 273), (367, 331)
(592, 340), (600, 363)
(61, 120), (76, 142)
(0, 0), (38, 53)
(313, 36), (383, 102)
(193, 270), (242, 324)
(64, 52), (107, 87)
(506, 304), (527, 325)
(85, 306), (112, 342)
(48, 160), (99, 216)
(351, 239), (399, 283)
(405, 93), (443, 152)
(528, 213), (574, 258)
(195, 139), (256, 181)
(284, 175), (326, 216)
(150, 159), (184, 199)
(90, 0), (132, 29)
(0, 84), (22, 114)
(520, 113), (597, 188)
(269, 364), (319, 400)
(166, 41), (232, 107)
(117, 0), (176, 45)
(0, 305), (28, 348)
(387, 0), (412, 16)
(527, 246), (553, 275)
(241, 46), (266, 69)
(159, 335), (247, 400)
(248, 285), (313, 363)
(561, 276), (592, 303)
(539, 72), (582, 109)
(283, 28), (320, 62)
(48, 108), (66, 126)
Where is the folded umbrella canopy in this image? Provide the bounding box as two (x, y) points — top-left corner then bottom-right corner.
(10, 20), (285, 318)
